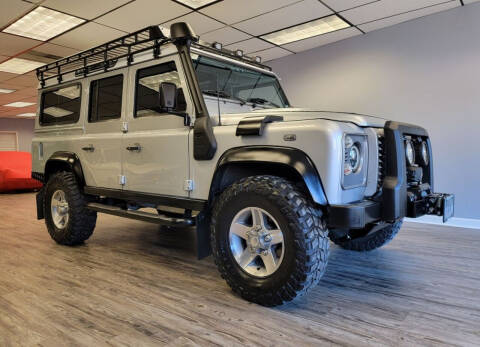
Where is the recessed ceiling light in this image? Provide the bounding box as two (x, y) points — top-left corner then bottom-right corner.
(261, 15), (350, 45)
(4, 101), (36, 107)
(0, 58), (45, 74)
(173, 0), (220, 9)
(2, 6), (85, 41)
(0, 88), (16, 94)
(17, 113), (36, 118)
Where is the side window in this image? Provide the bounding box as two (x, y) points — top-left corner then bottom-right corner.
(135, 61), (185, 117)
(89, 74), (123, 123)
(40, 84), (81, 126)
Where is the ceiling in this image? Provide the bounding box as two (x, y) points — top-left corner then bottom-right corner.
(0, 0), (476, 119)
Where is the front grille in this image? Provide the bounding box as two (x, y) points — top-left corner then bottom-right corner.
(377, 134), (386, 191)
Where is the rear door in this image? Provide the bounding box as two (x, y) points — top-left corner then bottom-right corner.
(122, 55), (192, 197)
(78, 70), (126, 189)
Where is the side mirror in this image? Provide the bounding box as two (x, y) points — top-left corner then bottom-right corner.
(159, 82), (177, 112)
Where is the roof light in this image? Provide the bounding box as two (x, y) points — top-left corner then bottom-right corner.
(255, 56), (262, 63)
(4, 101), (36, 107)
(173, 0), (220, 9)
(17, 113), (36, 118)
(0, 58), (45, 74)
(2, 6), (85, 41)
(0, 88), (16, 94)
(212, 42), (223, 50)
(235, 49), (244, 57)
(261, 15), (349, 45)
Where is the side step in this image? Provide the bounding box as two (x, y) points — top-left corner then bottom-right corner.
(87, 203), (195, 227)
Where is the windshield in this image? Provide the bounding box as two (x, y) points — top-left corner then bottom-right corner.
(191, 54), (289, 116)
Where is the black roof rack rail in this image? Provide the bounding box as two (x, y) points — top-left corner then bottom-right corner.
(36, 25), (169, 87)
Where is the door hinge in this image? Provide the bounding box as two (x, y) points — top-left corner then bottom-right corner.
(122, 122), (128, 133)
(119, 175), (126, 186)
(184, 179), (194, 191)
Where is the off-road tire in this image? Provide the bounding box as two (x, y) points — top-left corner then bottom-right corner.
(211, 175), (329, 306)
(44, 171), (97, 245)
(329, 220), (403, 252)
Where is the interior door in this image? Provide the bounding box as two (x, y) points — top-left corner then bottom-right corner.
(78, 70), (126, 189)
(122, 56), (191, 197)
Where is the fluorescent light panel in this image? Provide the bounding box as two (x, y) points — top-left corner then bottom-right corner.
(3, 6), (85, 41)
(0, 88), (16, 94)
(0, 58), (45, 74)
(17, 113), (36, 118)
(261, 15), (350, 45)
(4, 101), (36, 107)
(174, 0), (219, 9)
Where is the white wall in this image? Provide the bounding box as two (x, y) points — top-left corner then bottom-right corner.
(269, 3), (480, 220)
(0, 119), (35, 152)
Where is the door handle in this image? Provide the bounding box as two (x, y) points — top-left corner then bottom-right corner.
(126, 143), (142, 152)
(81, 144), (95, 152)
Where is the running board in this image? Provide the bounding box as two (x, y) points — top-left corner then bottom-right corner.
(87, 203), (195, 227)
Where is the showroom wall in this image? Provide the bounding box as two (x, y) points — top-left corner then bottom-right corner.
(0, 118), (34, 152)
(269, 3), (480, 220)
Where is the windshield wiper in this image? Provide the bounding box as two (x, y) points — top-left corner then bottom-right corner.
(248, 97), (280, 108)
(202, 90), (246, 105)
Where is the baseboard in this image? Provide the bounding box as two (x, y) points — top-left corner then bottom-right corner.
(405, 215), (480, 230)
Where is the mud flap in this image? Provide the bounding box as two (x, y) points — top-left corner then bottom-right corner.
(36, 187), (45, 220)
(195, 211), (212, 259)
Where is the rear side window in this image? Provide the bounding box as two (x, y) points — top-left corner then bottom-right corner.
(89, 74), (124, 123)
(40, 84), (81, 126)
(135, 61), (183, 117)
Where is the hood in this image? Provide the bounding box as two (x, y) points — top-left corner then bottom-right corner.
(220, 108), (387, 128)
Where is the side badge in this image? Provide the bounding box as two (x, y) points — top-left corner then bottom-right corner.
(283, 134), (296, 142)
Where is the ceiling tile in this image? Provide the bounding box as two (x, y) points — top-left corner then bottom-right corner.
(322, 0), (378, 12)
(161, 11), (224, 35)
(0, 71), (18, 82)
(95, 0), (190, 32)
(0, 33), (41, 56)
(42, 0), (131, 20)
(3, 71), (39, 88)
(200, 0), (300, 25)
(233, 0), (333, 36)
(0, 0), (34, 28)
(0, 56), (9, 63)
(199, 26), (251, 45)
(0, 91), (36, 105)
(282, 27), (361, 53)
(51, 22), (125, 50)
(358, 1), (459, 32)
(32, 43), (80, 58)
(225, 38), (274, 53)
(341, 0), (451, 25)
(251, 46), (293, 62)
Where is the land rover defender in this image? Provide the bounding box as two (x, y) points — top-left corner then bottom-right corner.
(31, 23), (454, 306)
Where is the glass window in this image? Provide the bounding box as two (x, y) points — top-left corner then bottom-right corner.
(135, 62), (184, 117)
(89, 74), (123, 123)
(40, 84), (81, 126)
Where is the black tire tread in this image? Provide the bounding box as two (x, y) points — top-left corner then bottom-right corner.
(211, 175), (329, 306)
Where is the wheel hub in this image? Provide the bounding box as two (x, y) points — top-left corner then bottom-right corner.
(247, 229), (272, 254)
(51, 189), (69, 229)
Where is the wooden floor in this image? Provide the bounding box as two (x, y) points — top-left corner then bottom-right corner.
(1, 192), (479, 346)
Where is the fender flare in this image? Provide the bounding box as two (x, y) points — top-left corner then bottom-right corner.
(44, 151), (85, 186)
(211, 146), (328, 205)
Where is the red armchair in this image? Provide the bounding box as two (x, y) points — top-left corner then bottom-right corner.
(0, 151), (43, 192)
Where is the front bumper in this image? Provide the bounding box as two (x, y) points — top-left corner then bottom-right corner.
(328, 121), (454, 229)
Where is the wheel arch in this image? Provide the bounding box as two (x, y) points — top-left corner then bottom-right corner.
(44, 151), (85, 187)
(208, 146), (328, 206)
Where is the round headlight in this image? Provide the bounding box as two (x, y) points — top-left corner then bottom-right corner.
(420, 141), (429, 166)
(344, 143), (361, 175)
(405, 140), (415, 166)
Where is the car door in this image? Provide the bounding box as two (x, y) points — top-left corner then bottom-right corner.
(122, 55), (192, 197)
(77, 70), (127, 189)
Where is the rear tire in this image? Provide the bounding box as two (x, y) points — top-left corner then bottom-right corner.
(329, 220), (403, 252)
(44, 171), (97, 245)
(211, 175), (329, 306)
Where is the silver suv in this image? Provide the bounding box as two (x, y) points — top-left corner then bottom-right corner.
(32, 23), (454, 306)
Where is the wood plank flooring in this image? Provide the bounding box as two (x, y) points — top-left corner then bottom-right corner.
(1, 192), (479, 346)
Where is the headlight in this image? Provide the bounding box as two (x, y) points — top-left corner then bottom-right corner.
(405, 139), (415, 166)
(344, 136), (362, 176)
(420, 141), (429, 166)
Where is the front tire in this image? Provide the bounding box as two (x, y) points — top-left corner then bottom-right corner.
(211, 176), (329, 306)
(44, 171), (97, 245)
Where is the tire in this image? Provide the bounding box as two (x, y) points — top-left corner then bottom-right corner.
(44, 171), (97, 245)
(329, 220), (403, 252)
(210, 175), (329, 307)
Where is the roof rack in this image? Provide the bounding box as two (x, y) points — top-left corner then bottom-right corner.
(36, 26), (169, 87)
